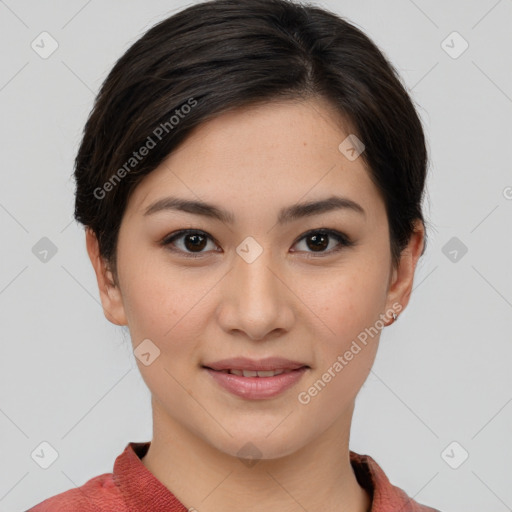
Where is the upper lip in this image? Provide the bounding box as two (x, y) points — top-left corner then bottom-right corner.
(203, 357), (309, 371)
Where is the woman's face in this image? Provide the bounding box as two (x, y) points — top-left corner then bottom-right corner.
(88, 98), (423, 460)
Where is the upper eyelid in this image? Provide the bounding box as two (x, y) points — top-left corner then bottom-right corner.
(163, 229), (220, 246)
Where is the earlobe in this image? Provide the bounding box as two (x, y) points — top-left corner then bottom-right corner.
(85, 227), (128, 326)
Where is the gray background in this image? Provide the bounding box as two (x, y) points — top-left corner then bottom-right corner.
(1, 0), (511, 511)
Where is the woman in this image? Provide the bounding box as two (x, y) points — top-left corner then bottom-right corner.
(27, 0), (440, 510)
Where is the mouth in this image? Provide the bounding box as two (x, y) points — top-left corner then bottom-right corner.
(206, 368), (301, 377)
(202, 357), (310, 399)
(203, 356), (310, 372)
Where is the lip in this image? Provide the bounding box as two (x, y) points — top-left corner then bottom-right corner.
(203, 356), (308, 372)
(204, 367), (308, 399)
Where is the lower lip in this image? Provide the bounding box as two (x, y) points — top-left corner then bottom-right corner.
(204, 367), (308, 399)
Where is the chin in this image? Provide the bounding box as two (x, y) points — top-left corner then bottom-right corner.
(205, 425), (306, 463)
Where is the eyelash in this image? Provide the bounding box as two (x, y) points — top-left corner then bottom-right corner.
(160, 228), (355, 259)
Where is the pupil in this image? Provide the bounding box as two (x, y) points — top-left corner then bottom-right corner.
(185, 234), (207, 252)
(308, 233), (328, 251)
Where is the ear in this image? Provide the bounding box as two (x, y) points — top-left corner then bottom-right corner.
(384, 219), (425, 321)
(85, 227), (128, 326)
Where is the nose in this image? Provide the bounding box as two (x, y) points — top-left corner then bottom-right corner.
(216, 245), (295, 341)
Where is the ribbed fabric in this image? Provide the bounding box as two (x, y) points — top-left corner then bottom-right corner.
(26, 441), (440, 511)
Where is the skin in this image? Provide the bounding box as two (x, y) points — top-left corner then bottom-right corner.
(86, 97), (424, 512)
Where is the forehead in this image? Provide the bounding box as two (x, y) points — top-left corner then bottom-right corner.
(126, 98), (385, 223)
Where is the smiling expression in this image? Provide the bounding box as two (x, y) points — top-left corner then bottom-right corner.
(87, 96), (423, 460)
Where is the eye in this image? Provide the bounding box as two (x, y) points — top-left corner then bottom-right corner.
(291, 229), (355, 257)
(161, 228), (354, 258)
(161, 229), (220, 258)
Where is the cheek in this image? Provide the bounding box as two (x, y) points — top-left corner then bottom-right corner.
(125, 285), (201, 346)
(298, 274), (383, 413)
(119, 261), (218, 377)
(118, 248), (194, 334)
(299, 262), (387, 399)
(304, 265), (387, 342)
(120, 266), (208, 405)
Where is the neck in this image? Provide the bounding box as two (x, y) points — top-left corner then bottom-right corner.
(141, 398), (371, 512)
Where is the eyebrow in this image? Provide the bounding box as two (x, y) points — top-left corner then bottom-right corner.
(143, 195), (366, 224)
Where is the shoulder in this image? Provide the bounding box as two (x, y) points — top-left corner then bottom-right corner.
(25, 472), (126, 512)
(349, 451), (443, 512)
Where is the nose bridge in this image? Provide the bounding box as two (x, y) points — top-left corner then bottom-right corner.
(234, 241), (279, 308)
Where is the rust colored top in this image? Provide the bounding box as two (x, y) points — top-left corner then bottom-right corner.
(27, 441), (441, 511)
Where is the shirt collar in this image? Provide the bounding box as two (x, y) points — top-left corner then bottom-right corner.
(113, 441), (425, 511)
(113, 441), (188, 512)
